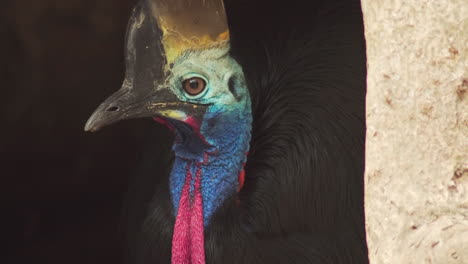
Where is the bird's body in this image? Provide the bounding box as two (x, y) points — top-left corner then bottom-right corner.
(87, 0), (368, 263)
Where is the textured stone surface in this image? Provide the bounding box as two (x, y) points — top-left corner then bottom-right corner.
(362, 0), (468, 263)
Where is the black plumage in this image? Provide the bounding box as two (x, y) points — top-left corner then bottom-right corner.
(123, 0), (368, 263)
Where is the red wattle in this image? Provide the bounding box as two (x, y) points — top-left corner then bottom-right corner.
(171, 162), (206, 264)
(190, 165), (205, 264)
(184, 116), (201, 132)
(237, 165), (246, 192)
(171, 162), (193, 264)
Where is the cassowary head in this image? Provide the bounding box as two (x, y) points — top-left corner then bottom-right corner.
(85, 0), (251, 144)
(85, 0), (251, 161)
(85, 2), (251, 260)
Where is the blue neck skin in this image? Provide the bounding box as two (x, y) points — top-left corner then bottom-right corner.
(167, 103), (251, 226)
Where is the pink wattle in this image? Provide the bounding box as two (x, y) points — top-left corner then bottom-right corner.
(171, 161), (206, 264)
(190, 164), (205, 264)
(171, 162), (192, 264)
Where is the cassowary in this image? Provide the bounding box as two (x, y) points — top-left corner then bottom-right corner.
(85, 0), (368, 263)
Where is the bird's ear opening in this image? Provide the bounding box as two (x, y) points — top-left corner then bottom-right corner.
(228, 74), (244, 101)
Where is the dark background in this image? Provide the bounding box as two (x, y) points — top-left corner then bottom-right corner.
(0, 1), (149, 263)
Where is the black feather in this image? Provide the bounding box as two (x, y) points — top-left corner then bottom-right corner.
(124, 0), (368, 263)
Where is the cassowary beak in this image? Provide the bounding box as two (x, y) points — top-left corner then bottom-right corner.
(84, 80), (209, 132)
(84, 83), (181, 132)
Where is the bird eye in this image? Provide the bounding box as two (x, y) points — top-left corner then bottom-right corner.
(182, 77), (206, 96)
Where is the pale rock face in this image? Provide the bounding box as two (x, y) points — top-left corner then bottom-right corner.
(361, 0), (468, 263)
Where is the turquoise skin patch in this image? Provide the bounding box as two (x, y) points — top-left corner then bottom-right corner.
(160, 46), (252, 226)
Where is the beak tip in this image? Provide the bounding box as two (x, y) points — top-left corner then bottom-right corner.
(84, 116), (99, 132)
(84, 123), (101, 133)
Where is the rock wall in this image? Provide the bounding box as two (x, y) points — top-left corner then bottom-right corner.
(362, 0), (467, 263)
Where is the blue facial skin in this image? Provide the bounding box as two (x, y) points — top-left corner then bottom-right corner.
(161, 46), (252, 226)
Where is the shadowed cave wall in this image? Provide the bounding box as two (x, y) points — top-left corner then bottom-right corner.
(0, 1), (150, 263)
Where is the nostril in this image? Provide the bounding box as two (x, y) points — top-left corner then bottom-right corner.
(106, 106), (119, 112)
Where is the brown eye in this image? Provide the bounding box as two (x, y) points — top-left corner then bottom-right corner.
(183, 77), (206, 96)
